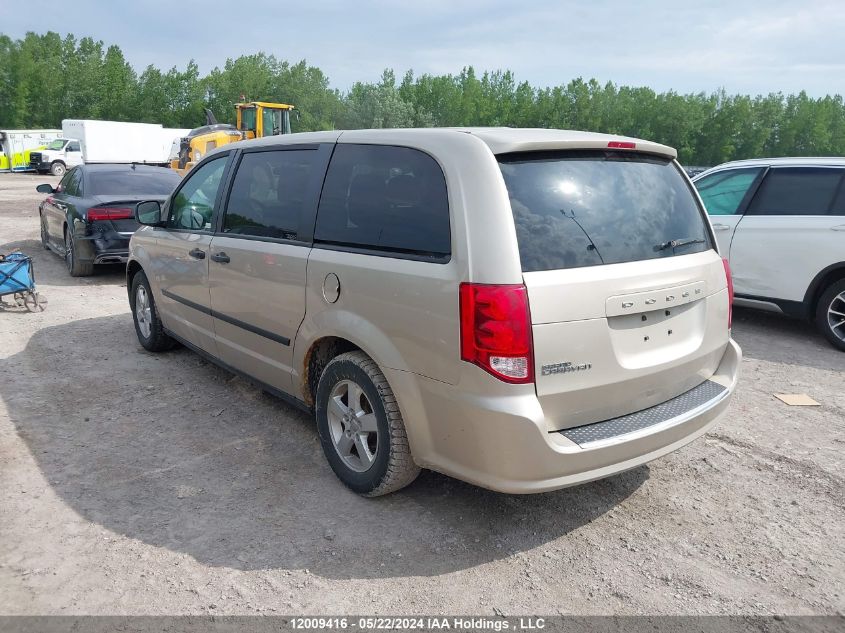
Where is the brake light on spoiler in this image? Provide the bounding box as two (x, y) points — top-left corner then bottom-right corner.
(87, 207), (134, 221)
(607, 141), (636, 149)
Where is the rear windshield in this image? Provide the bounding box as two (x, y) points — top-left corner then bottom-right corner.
(89, 170), (181, 196)
(498, 151), (712, 272)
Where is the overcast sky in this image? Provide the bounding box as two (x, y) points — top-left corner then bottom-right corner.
(3, 0), (843, 97)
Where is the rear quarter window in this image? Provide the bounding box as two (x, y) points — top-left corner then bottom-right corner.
(498, 151), (712, 272)
(747, 167), (844, 215)
(314, 144), (450, 260)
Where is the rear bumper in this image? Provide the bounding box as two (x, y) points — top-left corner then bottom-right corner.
(387, 338), (741, 494)
(70, 221), (132, 265)
(93, 251), (129, 264)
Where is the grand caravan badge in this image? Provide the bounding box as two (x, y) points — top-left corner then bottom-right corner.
(541, 361), (593, 376)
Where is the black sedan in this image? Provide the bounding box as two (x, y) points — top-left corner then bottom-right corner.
(37, 164), (182, 276)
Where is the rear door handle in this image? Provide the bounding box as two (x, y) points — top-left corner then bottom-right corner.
(712, 223), (730, 231)
(832, 224), (845, 231)
(188, 248), (206, 259)
(210, 252), (230, 264)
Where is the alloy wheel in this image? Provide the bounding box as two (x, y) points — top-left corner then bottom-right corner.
(827, 291), (845, 343)
(326, 379), (379, 472)
(135, 285), (152, 339)
(64, 231), (73, 272)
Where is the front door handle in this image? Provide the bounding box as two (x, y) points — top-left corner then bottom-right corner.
(832, 224), (845, 232)
(210, 252), (230, 264)
(712, 223), (730, 231)
(188, 248), (206, 259)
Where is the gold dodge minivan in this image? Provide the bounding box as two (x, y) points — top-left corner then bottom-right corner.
(127, 128), (741, 496)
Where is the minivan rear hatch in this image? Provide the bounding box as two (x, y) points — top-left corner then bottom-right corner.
(498, 149), (730, 430)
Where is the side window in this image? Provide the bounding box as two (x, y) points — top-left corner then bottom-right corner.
(314, 144), (450, 258)
(694, 168), (762, 216)
(56, 170), (73, 193)
(64, 169), (83, 197)
(830, 181), (845, 215)
(222, 150), (317, 240)
(167, 156), (228, 231)
(747, 167), (844, 216)
(66, 141), (81, 152)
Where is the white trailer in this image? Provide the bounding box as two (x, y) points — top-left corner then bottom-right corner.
(30, 120), (190, 175)
(62, 119), (182, 164)
(0, 129), (62, 172)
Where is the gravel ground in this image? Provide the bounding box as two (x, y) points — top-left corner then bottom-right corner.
(0, 172), (842, 616)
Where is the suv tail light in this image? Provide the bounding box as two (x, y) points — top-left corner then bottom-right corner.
(722, 258), (734, 328)
(87, 207), (134, 221)
(459, 283), (534, 384)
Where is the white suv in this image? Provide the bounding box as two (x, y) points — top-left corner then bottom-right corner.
(693, 158), (845, 351)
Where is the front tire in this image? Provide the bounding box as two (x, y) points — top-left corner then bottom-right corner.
(40, 214), (50, 249)
(64, 228), (94, 277)
(130, 270), (176, 352)
(316, 351), (420, 496)
(816, 279), (845, 352)
(50, 161), (66, 177)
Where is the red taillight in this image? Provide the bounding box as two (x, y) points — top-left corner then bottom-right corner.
(607, 141), (636, 149)
(87, 207), (134, 221)
(459, 283), (534, 384)
(722, 258), (734, 329)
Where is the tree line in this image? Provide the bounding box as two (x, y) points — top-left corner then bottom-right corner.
(2, 31), (844, 165)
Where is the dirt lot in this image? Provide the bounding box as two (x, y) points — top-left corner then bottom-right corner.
(0, 172), (842, 616)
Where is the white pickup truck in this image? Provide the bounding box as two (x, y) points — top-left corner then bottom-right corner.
(30, 120), (189, 176)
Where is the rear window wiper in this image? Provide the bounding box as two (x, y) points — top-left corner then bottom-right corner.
(654, 237), (705, 252)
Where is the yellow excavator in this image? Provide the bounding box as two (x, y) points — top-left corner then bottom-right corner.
(171, 101), (295, 175)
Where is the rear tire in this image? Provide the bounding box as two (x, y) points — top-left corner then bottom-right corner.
(64, 228), (94, 277)
(130, 270), (176, 352)
(816, 279), (845, 352)
(50, 161), (66, 177)
(316, 351), (420, 496)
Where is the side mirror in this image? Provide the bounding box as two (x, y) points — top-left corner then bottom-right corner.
(36, 184), (55, 194)
(135, 200), (163, 226)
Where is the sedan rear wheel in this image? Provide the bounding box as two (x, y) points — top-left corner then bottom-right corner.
(64, 228), (93, 277)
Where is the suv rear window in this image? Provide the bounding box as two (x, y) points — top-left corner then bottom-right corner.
(314, 144), (450, 260)
(498, 151), (712, 272)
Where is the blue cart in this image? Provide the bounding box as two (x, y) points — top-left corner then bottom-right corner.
(0, 252), (44, 312)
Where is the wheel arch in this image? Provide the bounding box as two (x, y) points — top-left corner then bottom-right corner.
(126, 259), (144, 302)
(804, 262), (845, 319)
(301, 335), (363, 408)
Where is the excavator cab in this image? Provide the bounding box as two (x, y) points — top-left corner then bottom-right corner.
(236, 102), (294, 140)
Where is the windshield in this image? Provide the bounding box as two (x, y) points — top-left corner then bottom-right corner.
(46, 139), (67, 150)
(89, 170), (181, 196)
(498, 150), (712, 272)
